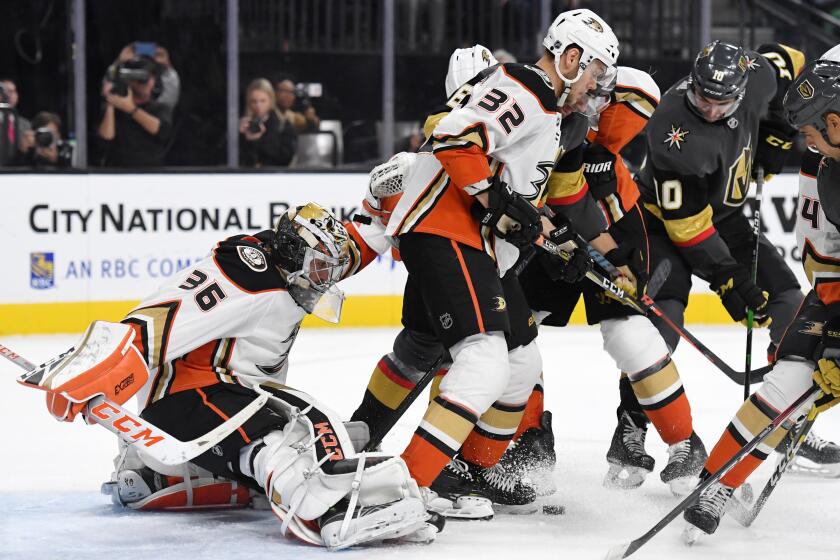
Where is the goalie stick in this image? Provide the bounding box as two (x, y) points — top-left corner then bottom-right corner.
(603, 384), (821, 559)
(0, 342), (269, 466)
(536, 236), (771, 385)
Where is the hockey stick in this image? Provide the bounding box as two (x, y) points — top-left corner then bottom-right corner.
(0, 342), (269, 466)
(603, 384), (821, 560)
(535, 237), (771, 384)
(363, 356), (444, 452)
(729, 404), (819, 527)
(745, 166), (765, 400)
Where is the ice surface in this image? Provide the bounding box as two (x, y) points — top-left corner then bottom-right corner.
(2, 326), (840, 559)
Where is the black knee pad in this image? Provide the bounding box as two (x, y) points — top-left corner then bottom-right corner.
(392, 328), (447, 372)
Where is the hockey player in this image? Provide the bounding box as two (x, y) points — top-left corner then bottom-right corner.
(378, 8), (619, 518)
(506, 64), (710, 496)
(32, 203), (434, 550)
(682, 54), (840, 538)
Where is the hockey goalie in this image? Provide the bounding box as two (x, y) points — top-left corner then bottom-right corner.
(17, 202), (436, 551)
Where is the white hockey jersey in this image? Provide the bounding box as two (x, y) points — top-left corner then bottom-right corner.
(386, 63), (562, 274)
(123, 231), (306, 409)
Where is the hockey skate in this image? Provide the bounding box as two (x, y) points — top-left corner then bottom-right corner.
(429, 455), (537, 518)
(498, 411), (557, 496)
(319, 497), (431, 550)
(660, 431), (708, 496)
(604, 411), (655, 489)
(785, 430), (840, 478)
(682, 480), (734, 544)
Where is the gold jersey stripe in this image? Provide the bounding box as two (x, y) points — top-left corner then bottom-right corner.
(644, 203), (714, 245)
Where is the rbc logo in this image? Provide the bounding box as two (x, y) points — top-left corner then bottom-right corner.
(30, 252), (55, 289)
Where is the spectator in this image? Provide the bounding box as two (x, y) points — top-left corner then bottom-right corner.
(97, 56), (173, 167)
(0, 78), (32, 165)
(274, 79), (320, 133)
(113, 42), (181, 113)
(20, 111), (72, 168)
(239, 78), (297, 167)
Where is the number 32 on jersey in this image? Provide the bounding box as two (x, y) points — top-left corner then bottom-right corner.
(477, 88), (525, 134)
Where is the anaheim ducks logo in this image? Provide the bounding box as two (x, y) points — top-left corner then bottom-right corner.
(723, 140), (752, 207)
(582, 17), (604, 33)
(491, 296), (507, 312)
(799, 79), (815, 100)
(799, 321), (824, 337)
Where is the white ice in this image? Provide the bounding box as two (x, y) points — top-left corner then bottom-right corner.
(2, 326), (840, 560)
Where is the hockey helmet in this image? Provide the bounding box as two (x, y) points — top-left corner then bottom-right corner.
(445, 44), (499, 98)
(784, 59), (840, 145)
(543, 9), (619, 104)
(687, 41), (749, 121)
(272, 203), (350, 321)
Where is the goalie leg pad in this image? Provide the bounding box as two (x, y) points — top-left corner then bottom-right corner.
(33, 321), (149, 421)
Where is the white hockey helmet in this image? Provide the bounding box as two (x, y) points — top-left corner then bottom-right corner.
(822, 43), (840, 63)
(543, 9), (619, 103)
(445, 44), (499, 97)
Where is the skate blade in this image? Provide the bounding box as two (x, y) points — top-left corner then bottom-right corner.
(665, 475), (699, 497)
(789, 457), (840, 478)
(681, 524), (704, 546)
(603, 464), (648, 490)
(428, 495), (494, 521)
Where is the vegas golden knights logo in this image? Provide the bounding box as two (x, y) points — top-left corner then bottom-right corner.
(724, 141), (753, 207)
(798, 79), (815, 100)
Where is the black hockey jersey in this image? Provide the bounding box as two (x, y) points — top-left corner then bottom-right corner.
(637, 44), (803, 275)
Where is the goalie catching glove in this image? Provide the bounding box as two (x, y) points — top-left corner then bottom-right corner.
(475, 175), (541, 247)
(711, 263), (770, 326)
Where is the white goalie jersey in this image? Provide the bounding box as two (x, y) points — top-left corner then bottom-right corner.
(122, 231), (305, 409)
(385, 63), (563, 274)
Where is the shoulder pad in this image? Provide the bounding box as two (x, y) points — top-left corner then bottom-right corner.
(499, 63), (557, 113)
(213, 232), (287, 293)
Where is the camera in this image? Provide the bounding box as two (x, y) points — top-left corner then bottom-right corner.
(107, 57), (154, 97)
(35, 127), (55, 148)
(247, 118), (263, 134)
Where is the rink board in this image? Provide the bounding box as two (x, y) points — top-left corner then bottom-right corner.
(0, 172), (806, 334)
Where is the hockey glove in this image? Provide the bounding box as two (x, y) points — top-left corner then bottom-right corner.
(753, 123), (794, 180)
(711, 263), (770, 326)
(605, 243), (647, 298)
(581, 144), (618, 199)
(814, 318), (840, 402)
(479, 176), (541, 247)
(540, 246), (592, 284)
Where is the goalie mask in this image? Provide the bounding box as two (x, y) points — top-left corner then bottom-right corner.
(784, 59), (840, 147)
(687, 41), (749, 122)
(271, 203), (350, 322)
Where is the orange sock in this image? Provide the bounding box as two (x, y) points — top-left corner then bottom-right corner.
(513, 380), (544, 441)
(630, 359), (693, 444)
(461, 401), (526, 467)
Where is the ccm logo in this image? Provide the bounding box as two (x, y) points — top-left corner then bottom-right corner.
(90, 402), (164, 447)
(114, 373), (134, 395)
(314, 422), (344, 461)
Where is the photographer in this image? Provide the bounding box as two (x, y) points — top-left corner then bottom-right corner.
(115, 42), (180, 112)
(274, 78), (320, 133)
(20, 112), (72, 168)
(0, 79), (32, 166)
(97, 56), (172, 167)
(239, 78), (296, 167)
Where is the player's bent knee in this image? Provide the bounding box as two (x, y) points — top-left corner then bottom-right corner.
(758, 358), (816, 414)
(440, 331), (509, 413)
(392, 328), (447, 382)
(502, 340), (543, 403)
(601, 316), (670, 374)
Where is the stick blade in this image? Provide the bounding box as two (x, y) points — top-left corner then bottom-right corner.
(604, 543), (631, 560)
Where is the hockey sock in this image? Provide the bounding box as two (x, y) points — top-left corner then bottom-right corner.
(512, 376), (544, 441)
(628, 359), (694, 444)
(350, 354), (417, 427)
(428, 369), (447, 402)
(461, 400), (528, 467)
(705, 393), (791, 487)
(401, 395), (479, 486)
